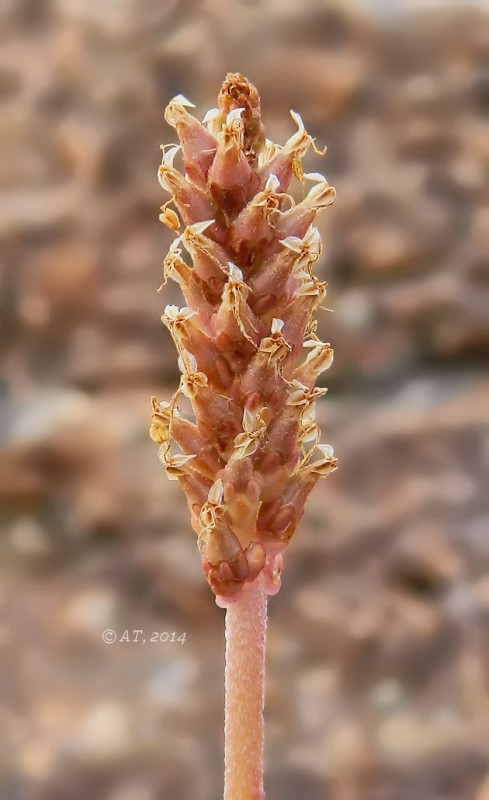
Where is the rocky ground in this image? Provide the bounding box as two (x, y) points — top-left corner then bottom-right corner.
(1, 1), (488, 799)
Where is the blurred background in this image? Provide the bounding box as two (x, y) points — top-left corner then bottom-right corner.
(1, 0), (489, 798)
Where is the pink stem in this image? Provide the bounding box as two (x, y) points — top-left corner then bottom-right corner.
(224, 571), (267, 800)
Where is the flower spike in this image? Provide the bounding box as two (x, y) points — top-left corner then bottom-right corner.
(152, 74), (337, 601)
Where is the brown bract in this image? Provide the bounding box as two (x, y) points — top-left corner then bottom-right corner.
(152, 74), (337, 602)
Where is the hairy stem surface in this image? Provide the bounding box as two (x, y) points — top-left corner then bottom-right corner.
(224, 571), (267, 800)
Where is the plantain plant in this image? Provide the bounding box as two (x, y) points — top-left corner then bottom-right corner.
(151, 73), (337, 800)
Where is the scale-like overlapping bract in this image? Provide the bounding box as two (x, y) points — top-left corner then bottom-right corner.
(151, 74), (338, 602)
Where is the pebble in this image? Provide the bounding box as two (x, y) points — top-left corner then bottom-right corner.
(8, 517), (52, 562)
(335, 289), (374, 332)
(368, 679), (406, 713)
(387, 523), (464, 590)
(9, 391), (94, 447)
(109, 784), (155, 800)
(294, 668), (339, 734)
(377, 714), (445, 763)
(67, 701), (133, 762)
(145, 657), (198, 710)
(476, 774), (489, 800)
(57, 589), (118, 641)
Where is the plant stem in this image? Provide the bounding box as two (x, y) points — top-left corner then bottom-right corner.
(224, 571), (267, 800)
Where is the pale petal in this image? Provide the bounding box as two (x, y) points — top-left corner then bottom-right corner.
(180, 306), (196, 320)
(242, 407), (256, 434)
(234, 432), (249, 448)
(161, 145), (181, 168)
(202, 107), (220, 123)
(287, 390), (308, 406)
(316, 444), (335, 460)
(306, 180), (336, 208)
(271, 318), (284, 334)
(208, 479), (224, 504)
(303, 172), (325, 183)
(302, 405), (316, 424)
(227, 262), (243, 282)
(163, 304), (180, 320)
(287, 110), (305, 148)
(265, 173), (280, 192)
(169, 94), (195, 108)
(171, 453), (197, 468)
(226, 107), (245, 124)
(158, 444), (168, 464)
(179, 349), (198, 373)
(185, 219), (215, 236)
(280, 235), (304, 254)
(301, 425), (319, 444)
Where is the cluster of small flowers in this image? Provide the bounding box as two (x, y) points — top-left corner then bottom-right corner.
(151, 74), (337, 602)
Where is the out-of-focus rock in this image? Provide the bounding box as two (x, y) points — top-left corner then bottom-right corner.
(476, 774), (489, 800)
(19, 737), (55, 782)
(108, 783), (155, 800)
(18, 243), (100, 330)
(386, 523), (465, 591)
(347, 219), (425, 277)
(377, 712), (456, 763)
(64, 325), (115, 386)
(144, 657), (199, 711)
(474, 574), (489, 616)
(56, 589), (118, 642)
(8, 517), (53, 563)
(8, 391), (94, 448)
(67, 701), (133, 763)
